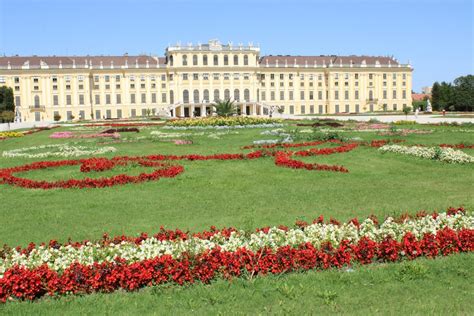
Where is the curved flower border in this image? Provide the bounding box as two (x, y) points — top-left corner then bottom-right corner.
(0, 207), (472, 302)
(2, 144), (117, 159)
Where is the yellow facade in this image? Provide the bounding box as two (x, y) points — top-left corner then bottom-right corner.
(0, 40), (413, 122)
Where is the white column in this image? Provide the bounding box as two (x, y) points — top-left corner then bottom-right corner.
(190, 104), (194, 117)
(180, 105), (184, 117)
(252, 104), (256, 116)
(201, 105), (206, 117)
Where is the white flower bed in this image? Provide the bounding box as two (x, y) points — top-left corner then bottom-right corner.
(1, 212), (471, 276)
(254, 128), (293, 144)
(379, 145), (474, 164)
(150, 130), (239, 140)
(163, 123), (284, 130)
(2, 144), (117, 159)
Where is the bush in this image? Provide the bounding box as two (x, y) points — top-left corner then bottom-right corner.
(54, 113), (61, 122)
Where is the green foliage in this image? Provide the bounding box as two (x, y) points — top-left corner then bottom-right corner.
(396, 262), (429, 281)
(1, 110), (15, 123)
(402, 105), (412, 118)
(412, 100), (427, 111)
(0, 86), (15, 112)
(212, 99), (237, 117)
(54, 113), (62, 122)
(431, 76), (474, 111)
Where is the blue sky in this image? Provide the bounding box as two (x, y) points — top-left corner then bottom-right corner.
(0, 0), (472, 91)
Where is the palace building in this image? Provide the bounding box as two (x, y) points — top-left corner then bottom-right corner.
(0, 39), (413, 122)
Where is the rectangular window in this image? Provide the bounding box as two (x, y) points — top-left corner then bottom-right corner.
(65, 85), (71, 90)
(115, 75), (121, 81)
(289, 105), (294, 114)
(334, 91), (339, 100)
(271, 91), (275, 100)
(105, 75), (110, 82)
(383, 90), (387, 99)
(131, 94), (136, 104)
(355, 90), (359, 100)
(79, 94), (84, 105)
(78, 84), (84, 90)
(95, 95), (100, 104)
(393, 90), (397, 99)
(309, 91), (314, 100)
(106, 110), (112, 119)
(318, 104), (323, 114)
(162, 93), (167, 103)
(310, 105), (314, 114)
(141, 93), (146, 103)
(344, 90), (349, 100)
(106, 94), (111, 104)
(53, 95), (59, 106)
(335, 104), (340, 113)
(402, 90), (407, 99)
(116, 94), (121, 104)
(280, 91), (284, 100)
(300, 91), (305, 100)
(393, 104), (398, 111)
(67, 111), (73, 121)
(141, 109), (147, 117)
(15, 96), (21, 107)
(79, 110), (85, 120)
(152, 93), (156, 103)
(193, 73), (199, 80)
(95, 110), (101, 119)
(345, 104), (350, 112)
(355, 104), (360, 112)
(289, 91), (294, 100)
(318, 91), (323, 100)
(261, 91), (266, 101)
(301, 105), (305, 114)
(280, 74), (284, 80)
(183, 73), (188, 81)
(117, 109), (122, 119)
(131, 109), (136, 117)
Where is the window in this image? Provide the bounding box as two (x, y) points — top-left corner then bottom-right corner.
(344, 90), (349, 100)
(67, 111), (73, 121)
(52, 77), (57, 83)
(224, 55), (229, 65)
(301, 105), (305, 114)
(224, 89), (230, 100)
(335, 104), (340, 113)
(355, 90), (359, 99)
(141, 93), (146, 104)
(203, 73), (209, 80)
(169, 56), (173, 66)
(203, 55), (208, 65)
(393, 73), (397, 80)
(94, 75), (99, 82)
(53, 95), (59, 106)
(131, 94), (136, 104)
(152, 93), (156, 103)
(383, 73), (387, 80)
(15, 86), (20, 91)
(106, 94), (111, 104)
(393, 90), (397, 99)
(79, 110), (85, 120)
(280, 74), (284, 80)
(162, 93), (167, 103)
(105, 75), (110, 82)
(182, 55), (188, 66)
(34, 86), (39, 91)
(244, 89), (250, 102)
(53, 85), (58, 91)
(243, 55), (248, 65)
(193, 55), (198, 66)
(66, 84), (71, 90)
(115, 75), (121, 81)
(130, 84), (135, 89)
(318, 91), (323, 100)
(193, 73), (199, 80)
(383, 104), (388, 111)
(213, 55), (218, 66)
(345, 104), (350, 112)
(289, 105), (294, 114)
(193, 90), (200, 103)
(183, 73), (188, 80)
(131, 109), (136, 117)
(319, 104), (323, 114)
(271, 91), (275, 100)
(402, 74), (407, 80)
(369, 74), (373, 80)
(116, 94), (121, 104)
(261, 91), (266, 101)
(280, 91), (284, 100)
(161, 75), (166, 81)
(15, 96), (21, 107)
(234, 89), (240, 101)
(289, 91), (294, 100)
(214, 89), (220, 101)
(355, 73), (359, 80)
(403, 90), (407, 99)
(203, 89), (209, 102)
(79, 94), (84, 105)
(141, 109), (147, 117)
(95, 95), (100, 105)
(334, 91), (339, 100)
(355, 104), (360, 113)
(95, 110), (101, 120)
(14, 77), (20, 83)
(383, 90), (387, 99)
(140, 84), (145, 89)
(369, 91), (373, 101)
(233, 55), (238, 65)
(393, 104), (398, 111)
(310, 105), (314, 114)
(78, 84), (84, 90)
(183, 90), (189, 103)
(116, 109), (122, 119)
(300, 91), (305, 100)
(223, 73), (230, 80)
(213, 73), (219, 80)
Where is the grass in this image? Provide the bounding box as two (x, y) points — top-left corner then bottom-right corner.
(0, 119), (473, 313)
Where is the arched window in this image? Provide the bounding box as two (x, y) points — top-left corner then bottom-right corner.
(224, 55), (229, 66)
(182, 55), (188, 66)
(34, 95), (40, 107)
(203, 55), (208, 66)
(244, 89), (250, 102)
(169, 55), (174, 66)
(170, 90), (174, 104)
(243, 55), (249, 65)
(193, 55), (198, 66)
(193, 89), (200, 103)
(233, 55), (238, 65)
(224, 89), (230, 100)
(213, 55), (218, 66)
(183, 90), (189, 103)
(203, 89), (209, 103)
(234, 89), (240, 101)
(214, 89), (220, 102)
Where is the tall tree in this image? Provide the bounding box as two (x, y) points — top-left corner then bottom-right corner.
(431, 82), (441, 110)
(0, 86), (15, 112)
(452, 75), (474, 111)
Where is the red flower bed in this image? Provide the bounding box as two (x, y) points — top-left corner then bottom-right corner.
(439, 143), (474, 149)
(0, 226), (472, 302)
(0, 140), (359, 190)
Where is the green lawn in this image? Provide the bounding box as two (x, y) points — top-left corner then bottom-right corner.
(0, 120), (473, 313)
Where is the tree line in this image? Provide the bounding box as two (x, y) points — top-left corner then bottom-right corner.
(431, 75), (473, 111)
(0, 86), (15, 122)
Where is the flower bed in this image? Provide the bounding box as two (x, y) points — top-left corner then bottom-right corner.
(164, 123), (284, 130)
(439, 143), (474, 149)
(83, 122), (163, 127)
(2, 144), (117, 159)
(167, 117), (282, 127)
(50, 131), (120, 139)
(0, 207), (472, 302)
(0, 140), (356, 189)
(379, 145), (474, 164)
(0, 131), (24, 140)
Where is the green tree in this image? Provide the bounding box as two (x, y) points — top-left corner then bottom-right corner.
(0, 86), (15, 112)
(431, 82), (441, 110)
(402, 105), (412, 119)
(1, 110), (15, 123)
(452, 75), (474, 111)
(212, 99), (237, 117)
